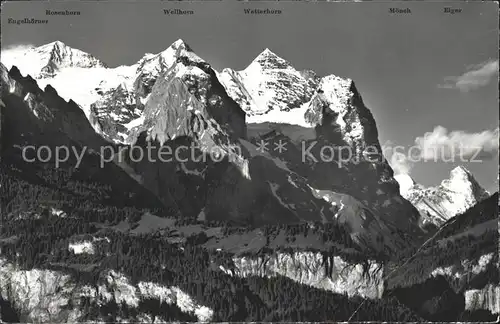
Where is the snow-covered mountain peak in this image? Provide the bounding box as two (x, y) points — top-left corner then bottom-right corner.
(171, 38), (192, 51)
(163, 39), (201, 61)
(261, 48), (273, 54)
(253, 47), (277, 59)
(1, 41), (106, 78)
(448, 165), (473, 181)
(0, 38), (216, 143)
(247, 47), (293, 71)
(255, 48), (279, 60)
(219, 48), (317, 118)
(135, 39), (205, 78)
(36, 40), (66, 52)
(441, 166), (485, 195)
(35, 41), (106, 73)
(397, 166), (490, 227)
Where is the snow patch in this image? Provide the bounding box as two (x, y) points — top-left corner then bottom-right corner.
(268, 181), (295, 211)
(170, 287), (214, 322)
(123, 115), (145, 130)
(394, 174), (415, 197)
(179, 162), (205, 177)
(137, 281), (174, 304)
(50, 207), (66, 218)
(246, 99), (312, 127)
(197, 208), (206, 221)
(68, 241), (95, 255)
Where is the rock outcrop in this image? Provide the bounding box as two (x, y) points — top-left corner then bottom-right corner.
(465, 284), (500, 315)
(226, 251), (384, 299)
(0, 259), (213, 323)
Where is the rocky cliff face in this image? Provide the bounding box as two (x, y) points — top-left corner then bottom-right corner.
(90, 40), (221, 144)
(465, 284), (500, 315)
(128, 49), (247, 144)
(1, 63), (105, 150)
(225, 251), (384, 299)
(0, 259), (213, 323)
(395, 166), (490, 226)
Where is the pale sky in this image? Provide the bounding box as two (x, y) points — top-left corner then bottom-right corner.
(1, 1), (498, 193)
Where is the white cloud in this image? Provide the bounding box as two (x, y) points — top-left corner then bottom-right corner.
(389, 151), (413, 175)
(1, 44), (35, 69)
(415, 126), (499, 161)
(382, 141), (414, 175)
(439, 59), (499, 92)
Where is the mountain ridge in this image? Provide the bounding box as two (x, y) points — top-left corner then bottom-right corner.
(1, 39), (425, 253)
(1, 41), (106, 79)
(395, 166), (490, 227)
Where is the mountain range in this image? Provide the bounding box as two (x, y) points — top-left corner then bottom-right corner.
(1, 39), (425, 250)
(0, 40), (498, 322)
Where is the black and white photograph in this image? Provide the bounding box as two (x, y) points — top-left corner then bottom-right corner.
(0, 0), (498, 322)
